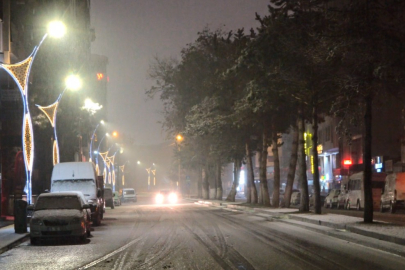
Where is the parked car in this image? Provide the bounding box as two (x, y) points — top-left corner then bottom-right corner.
(270, 189), (286, 206)
(336, 190), (349, 209)
(309, 193), (327, 207)
(29, 191), (91, 245)
(290, 191), (301, 206)
(324, 189), (341, 208)
(113, 191), (121, 206)
(122, 188), (137, 203)
(380, 172), (405, 213)
(155, 190), (178, 204)
(104, 187), (114, 209)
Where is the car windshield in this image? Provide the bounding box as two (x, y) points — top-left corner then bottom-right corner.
(124, 190), (135, 195)
(35, 196), (82, 210)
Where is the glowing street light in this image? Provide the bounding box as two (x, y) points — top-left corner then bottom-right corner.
(0, 20), (66, 204)
(47, 21), (66, 38)
(65, 74), (82, 90)
(36, 75), (82, 166)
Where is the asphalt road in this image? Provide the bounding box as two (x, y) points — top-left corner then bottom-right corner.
(1, 195), (405, 270)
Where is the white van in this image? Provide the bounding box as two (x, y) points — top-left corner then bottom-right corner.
(122, 188), (137, 203)
(380, 172), (405, 213)
(345, 171), (386, 210)
(50, 162), (103, 225)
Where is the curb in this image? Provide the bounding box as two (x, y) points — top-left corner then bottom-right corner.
(0, 233), (30, 255)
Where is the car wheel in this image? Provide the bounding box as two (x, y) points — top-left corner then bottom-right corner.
(93, 211), (102, 226)
(30, 237), (39, 245)
(380, 201), (384, 213)
(389, 202), (396, 214)
(79, 234), (87, 243)
(356, 201), (361, 211)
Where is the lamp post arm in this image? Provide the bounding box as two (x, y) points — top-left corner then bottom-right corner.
(89, 123), (101, 161)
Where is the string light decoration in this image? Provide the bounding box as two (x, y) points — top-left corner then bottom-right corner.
(152, 169), (156, 186)
(36, 100), (60, 165)
(1, 57), (33, 95)
(23, 115), (34, 172)
(106, 155), (115, 185)
(146, 167), (151, 190)
(98, 151), (108, 183)
(0, 34), (47, 204)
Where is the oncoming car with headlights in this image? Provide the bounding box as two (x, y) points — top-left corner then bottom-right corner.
(155, 190), (178, 204)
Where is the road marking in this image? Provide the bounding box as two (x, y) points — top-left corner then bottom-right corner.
(77, 238), (140, 269)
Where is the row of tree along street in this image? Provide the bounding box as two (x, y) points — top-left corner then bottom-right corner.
(147, 0), (405, 223)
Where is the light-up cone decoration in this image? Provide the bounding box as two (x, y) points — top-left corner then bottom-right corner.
(0, 21), (66, 204)
(0, 35), (48, 204)
(36, 75), (81, 166)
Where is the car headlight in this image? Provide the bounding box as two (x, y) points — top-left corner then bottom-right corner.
(155, 193), (164, 204)
(168, 193), (178, 204)
(31, 218), (43, 225)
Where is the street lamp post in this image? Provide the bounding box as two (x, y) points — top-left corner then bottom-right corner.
(176, 135), (184, 192)
(89, 120), (104, 162)
(0, 21), (66, 204)
(119, 160), (130, 188)
(95, 133), (109, 176)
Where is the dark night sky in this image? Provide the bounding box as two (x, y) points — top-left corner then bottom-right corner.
(90, 0), (270, 145)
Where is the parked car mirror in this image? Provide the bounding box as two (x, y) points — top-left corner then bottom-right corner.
(83, 204), (90, 209)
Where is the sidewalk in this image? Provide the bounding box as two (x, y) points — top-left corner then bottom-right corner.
(192, 199), (405, 253)
(0, 217), (30, 255)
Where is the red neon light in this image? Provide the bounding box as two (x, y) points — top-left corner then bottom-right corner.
(97, 73), (104, 80)
(343, 159), (352, 165)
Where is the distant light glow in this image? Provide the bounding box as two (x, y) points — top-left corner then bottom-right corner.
(83, 98), (103, 115)
(176, 134), (183, 142)
(343, 159), (352, 165)
(97, 73), (104, 80)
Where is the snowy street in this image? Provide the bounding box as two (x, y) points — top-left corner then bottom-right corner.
(1, 195), (405, 270)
